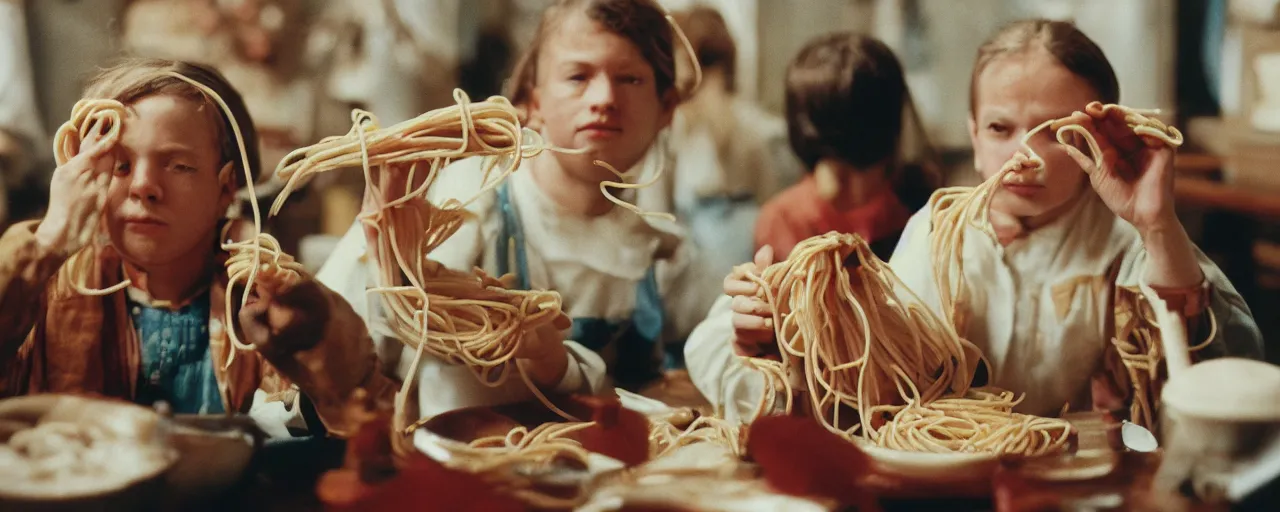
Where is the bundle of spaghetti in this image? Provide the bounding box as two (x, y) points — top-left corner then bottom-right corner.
(1111, 287), (1217, 430)
(268, 89), (558, 218)
(741, 232), (984, 438)
(864, 388), (1071, 456)
(262, 90), (593, 431)
(648, 416), (744, 460)
(363, 193), (573, 432)
(51, 99), (132, 296)
(926, 105), (1187, 434)
(448, 422), (596, 474)
(928, 104), (1184, 335)
(220, 227), (307, 366)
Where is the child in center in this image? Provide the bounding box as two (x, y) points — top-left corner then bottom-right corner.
(318, 0), (720, 422)
(684, 32), (931, 423)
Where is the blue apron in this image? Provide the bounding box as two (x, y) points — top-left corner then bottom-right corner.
(494, 182), (665, 387)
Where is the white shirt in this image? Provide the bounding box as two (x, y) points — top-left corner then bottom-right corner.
(890, 193), (1261, 415)
(685, 193), (1263, 420)
(318, 152), (719, 419)
(422, 152), (718, 369)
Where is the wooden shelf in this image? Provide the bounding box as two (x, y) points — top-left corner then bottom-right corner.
(1173, 152), (1280, 219)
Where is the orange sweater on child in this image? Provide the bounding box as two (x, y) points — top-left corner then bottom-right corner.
(754, 176), (911, 260)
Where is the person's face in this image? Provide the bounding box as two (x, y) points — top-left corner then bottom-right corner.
(528, 10), (675, 182)
(104, 94), (234, 268)
(969, 50), (1100, 219)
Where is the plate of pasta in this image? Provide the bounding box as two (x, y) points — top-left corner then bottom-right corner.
(0, 394), (178, 508)
(735, 233), (1078, 488)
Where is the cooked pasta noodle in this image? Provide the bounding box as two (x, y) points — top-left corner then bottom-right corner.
(741, 234), (986, 432)
(739, 232), (1074, 455)
(441, 421), (598, 509)
(865, 389), (1070, 456)
(648, 415), (743, 460)
(926, 104), (1188, 435)
(1111, 286), (1216, 430)
(268, 90), (601, 431)
(52, 99), (132, 296)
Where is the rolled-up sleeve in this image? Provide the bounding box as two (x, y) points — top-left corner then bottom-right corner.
(1115, 239), (1264, 361)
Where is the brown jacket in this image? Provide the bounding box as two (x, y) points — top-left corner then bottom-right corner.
(0, 220), (395, 435)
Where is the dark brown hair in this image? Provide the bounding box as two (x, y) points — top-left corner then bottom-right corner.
(83, 58), (261, 187)
(506, 0), (677, 116)
(671, 6), (736, 92)
(969, 19), (1119, 114)
(785, 32), (907, 171)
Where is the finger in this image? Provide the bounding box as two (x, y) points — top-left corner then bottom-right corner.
(94, 179), (109, 214)
(268, 277), (320, 311)
(92, 169), (112, 194)
(1082, 101), (1107, 119)
(1048, 111), (1090, 132)
(1137, 133), (1168, 149)
(87, 148), (117, 178)
(552, 312), (572, 331)
(238, 300), (273, 346)
(1061, 139), (1098, 174)
(81, 118), (105, 148)
(81, 119), (118, 159)
(730, 295), (771, 317)
(1062, 117), (1127, 177)
(724, 276), (759, 298)
(250, 267), (288, 301)
(1090, 105), (1143, 154)
(732, 312), (771, 332)
(753, 245), (775, 272)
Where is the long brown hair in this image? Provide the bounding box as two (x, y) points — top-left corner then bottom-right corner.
(969, 19), (1119, 115)
(506, 0), (678, 119)
(83, 58), (261, 188)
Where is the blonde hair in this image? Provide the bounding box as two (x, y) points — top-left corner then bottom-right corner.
(83, 58), (260, 187)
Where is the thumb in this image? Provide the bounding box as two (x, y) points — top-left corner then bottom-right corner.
(1062, 140), (1099, 176)
(754, 244), (775, 273)
(238, 299), (272, 347)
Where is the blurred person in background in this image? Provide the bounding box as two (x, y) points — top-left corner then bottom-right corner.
(0, 0), (44, 227)
(1, 0), (130, 228)
(668, 5), (803, 278)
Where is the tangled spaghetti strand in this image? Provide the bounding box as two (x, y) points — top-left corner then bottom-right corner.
(928, 104), (1193, 434)
(269, 90), (610, 432)
(52, 99), (131, 296)
(738, 232), (1073, 455)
